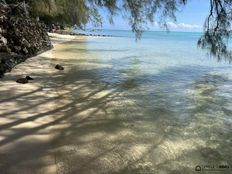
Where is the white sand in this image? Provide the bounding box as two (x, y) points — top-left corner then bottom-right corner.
(48, 32), (78, 44)
(0, 33), (83, 174)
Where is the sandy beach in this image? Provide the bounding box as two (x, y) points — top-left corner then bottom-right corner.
(1, 31), (232, 174)
(0, 33), (82, 173)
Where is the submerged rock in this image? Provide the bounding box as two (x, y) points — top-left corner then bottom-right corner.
(55, 64), (64, 70)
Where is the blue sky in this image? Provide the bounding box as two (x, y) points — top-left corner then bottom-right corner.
(97, 0), (210, 32)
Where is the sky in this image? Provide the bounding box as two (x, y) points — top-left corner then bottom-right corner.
(96, 0), (210, 32)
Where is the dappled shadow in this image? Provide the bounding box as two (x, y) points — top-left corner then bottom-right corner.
(49, 64), (232, 174)
(0, 40), (232, 174)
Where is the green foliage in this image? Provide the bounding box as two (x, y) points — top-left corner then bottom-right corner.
(198, 0), (232, 61)
(21, 0), (188, 32)
(24, 0), (102, 28)
(29, 0), (56, 17)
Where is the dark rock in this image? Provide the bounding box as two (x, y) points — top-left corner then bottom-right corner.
(25, 76), (33, 80)
(22, 47), (28, 54)
(16, 78), (28, 84)
(0, 2), (53, 77)
(55, 64), (64, 70)
(0, 35), (7, 45)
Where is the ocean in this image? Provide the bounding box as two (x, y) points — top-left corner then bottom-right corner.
(51, 30), (232, 173)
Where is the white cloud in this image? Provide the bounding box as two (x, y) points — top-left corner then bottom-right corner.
(166, 22), (202, 30)
(151, 21), (202, 31)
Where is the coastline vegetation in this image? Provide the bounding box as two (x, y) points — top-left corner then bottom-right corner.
(1, 0), (232, 61)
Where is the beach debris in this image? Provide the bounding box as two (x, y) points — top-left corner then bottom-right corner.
(16, 77), (28, 84)
(16, 76), (33, 83)
(25, 76), (34, 80)
(55, 64), (64, 70)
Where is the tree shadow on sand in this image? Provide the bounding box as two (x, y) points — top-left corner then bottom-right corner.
(0, 52), (231, 174)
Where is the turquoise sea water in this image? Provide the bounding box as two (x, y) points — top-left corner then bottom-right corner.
(75, 30), (232, 91)
(52, 30), (232, 173)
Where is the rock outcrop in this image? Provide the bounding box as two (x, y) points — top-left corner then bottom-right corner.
(0, 1), (52, 77)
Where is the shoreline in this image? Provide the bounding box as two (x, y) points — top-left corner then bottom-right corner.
(48, 32), (85, 45)
(0, 32), (88, 78)
(53, 29), (113, 37)
(1, 32), (86, 80)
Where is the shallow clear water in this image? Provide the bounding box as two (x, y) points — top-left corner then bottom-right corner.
(51, 31), (232, 174)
